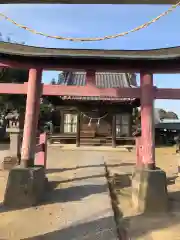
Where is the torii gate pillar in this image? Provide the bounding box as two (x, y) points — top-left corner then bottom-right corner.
(21, 68), (42, 167)
(140, 72), (155, 169)
(3, 68), (47, 208)
(132, 72), (168, 213)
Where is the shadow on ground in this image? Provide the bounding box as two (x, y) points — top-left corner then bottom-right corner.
(46, 163), (134, 174)
(0, 143), (9, 151)
(43, 183), (108, 204)
(123, 211), (180, 239)
(0, 180), (107, 214)
(167, 176), (178, 185)
(48, 174), (105, 184)
(2, 197), (180, 240)
(24, 216), (117, 240)
(155, 144), (175, 148)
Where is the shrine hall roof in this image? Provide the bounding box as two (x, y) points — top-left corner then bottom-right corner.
(61, 72), (137, 88)
(60, 72), (138, 102)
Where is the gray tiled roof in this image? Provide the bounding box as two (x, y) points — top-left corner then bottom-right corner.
(60, 72), (137, 101)
(61, 72), (136, 87)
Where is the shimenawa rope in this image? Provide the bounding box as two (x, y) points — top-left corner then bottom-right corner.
(0, 2), (179, 42)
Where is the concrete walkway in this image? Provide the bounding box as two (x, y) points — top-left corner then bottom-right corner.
(0, 150), (117, 239)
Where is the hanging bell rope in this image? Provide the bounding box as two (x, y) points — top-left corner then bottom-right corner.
(0, 1), (180, 42)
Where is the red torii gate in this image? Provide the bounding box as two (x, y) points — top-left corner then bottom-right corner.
(1, 42), (180, 210)
(1, 43), (180, 169)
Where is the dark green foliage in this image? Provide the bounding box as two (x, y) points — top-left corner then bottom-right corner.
(44, 73), (65, 106)
(50, 78), (56, 85)
(0, 68), (28, 110)
(0, 34), (28, 110)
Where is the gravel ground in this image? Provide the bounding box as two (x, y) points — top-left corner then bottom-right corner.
(0, 147), (117, 240)
(105, 147), (180, 240)
(0, 145), (180, 239)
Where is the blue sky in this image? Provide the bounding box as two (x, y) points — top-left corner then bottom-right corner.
(0, 4), (180, 115)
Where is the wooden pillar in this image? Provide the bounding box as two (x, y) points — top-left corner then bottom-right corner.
(128, 113), (133, 137)
(76, 111), (81, 147)
(86, 70), (96, 86)
(21, 68), (42, 168)
(112, 114), (116, 148)
(140, 72), (155, 170)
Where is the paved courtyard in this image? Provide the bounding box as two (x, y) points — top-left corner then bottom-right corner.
(0, 146), (118, 240)
(0, 145), (180, 239)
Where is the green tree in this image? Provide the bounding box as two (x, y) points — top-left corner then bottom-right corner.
(0, 34), (28, 110)
(42, 77), (63, 107)
(166, 111), (178, 119)
(0, 67), (28, 110)
(50, 72), (65, 85)
(132, 107), (140, 125)
(51, 78), (56, 85)
(57, 72), (65, 84)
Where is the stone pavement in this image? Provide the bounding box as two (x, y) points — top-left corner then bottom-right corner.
(0, 148), (117, 240)
(1, 145), (180, 239)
